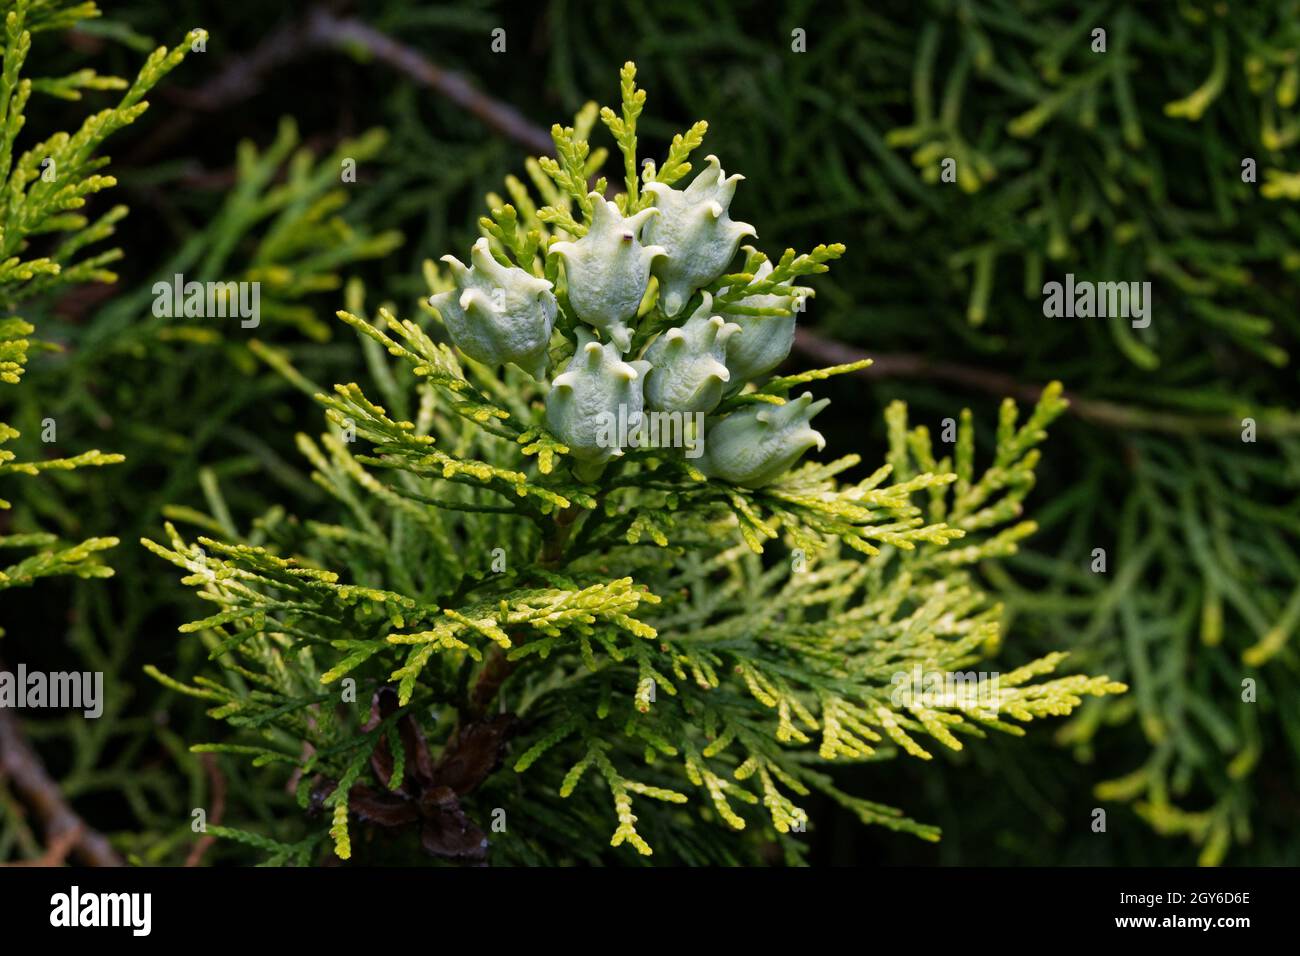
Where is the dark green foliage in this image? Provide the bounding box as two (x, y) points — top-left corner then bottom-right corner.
(141, 69), (1123, 865)
(3, 0), (1296, 867)
(526, 0), (1300, 866)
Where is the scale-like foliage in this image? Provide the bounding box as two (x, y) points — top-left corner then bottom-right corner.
(529, 0), (1300, 866)
(0, 17), (405, 857)
(0, 0), (199, 594)
(150, 64), (1123, 864)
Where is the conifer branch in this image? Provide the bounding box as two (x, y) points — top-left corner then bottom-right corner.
(148, 62), (1125, 864)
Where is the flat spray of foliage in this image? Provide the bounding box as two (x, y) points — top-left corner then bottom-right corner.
(0, 0), (200, 594)
(539, 0), (1300, 865)
(0, 3), (404, 862)
(875, 2), (1300, 866)
(148, 64), (1123, 865)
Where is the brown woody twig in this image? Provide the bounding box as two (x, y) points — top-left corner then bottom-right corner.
(0, 706), (122, 866)
(160, 7), (1292, 440)
(184, 752), (228, 867)
(154, 8), (554, 160)
(792, 327), (1294, 438)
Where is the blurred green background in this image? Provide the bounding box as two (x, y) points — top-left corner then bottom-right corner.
(2, 0), (1298, 865)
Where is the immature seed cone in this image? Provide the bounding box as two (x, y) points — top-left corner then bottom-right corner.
(643, 155), (755, 318)
(698, 391), (828, 488)
(718, 256), (799, 393)
(551, 194), (665, 353)
(643, 292), (740, 414)
(430, 237), (557, 380)
(545, 328), (651, 479)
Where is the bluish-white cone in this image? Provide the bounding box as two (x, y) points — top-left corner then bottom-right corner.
(643, 155), (755, 318)
(643, 292), (740, 414)
(546, 328), (651, 479)
(430, 237), (556, 380)
(551, 194), (665, 353)
(698, 391), (829, 488)
(718, 257), (799, 394)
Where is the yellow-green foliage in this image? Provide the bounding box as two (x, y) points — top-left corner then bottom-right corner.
(148, 64), (1124, 865)
(0, 0), (199, 591)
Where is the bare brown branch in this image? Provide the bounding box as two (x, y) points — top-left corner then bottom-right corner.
(0, 706), (122, 866)
(184, 752), (228, 867)
(152, 7), (1293, 440)
(157, 9), (555, 160)
(792, 327), (1296, 438)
